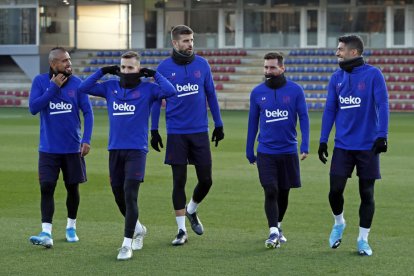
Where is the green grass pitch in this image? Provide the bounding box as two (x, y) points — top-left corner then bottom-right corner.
(0, 107), (413, 275)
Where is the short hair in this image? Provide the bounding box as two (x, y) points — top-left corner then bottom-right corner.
(171, 25), (194, 41)
(121, 51), (141, 61)
(338, 35), (364, 55)
(48, 47), (68, 62)
(264, 52), (284, 66)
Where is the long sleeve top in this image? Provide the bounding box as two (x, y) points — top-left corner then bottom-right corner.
(320, 64), (389, 149)
(246, 80), (310, 158)
(151, 55), (223, 134)
(29, 73), (93, 154)
(78, 69), (176, 152)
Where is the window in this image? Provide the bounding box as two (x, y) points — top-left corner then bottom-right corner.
(0, 8), (36, 45)
(191, 0), (237, 8)
(394, 8), (405, 45)
(190, 10), (218, 48)
(272, 0), (319, 6)
(327, 7), (386, 48)
(356, 0), (413, 5)
(244, 10), (300, 48)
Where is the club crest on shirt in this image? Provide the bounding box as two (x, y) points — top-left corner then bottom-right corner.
(358, 81), (366, 91)
(194, 70), (201, 78)
(113, 90), (118, 95)
(261, 97), (266, 101)
(132, 91), (140, 98)
(169, 72), (176, 81)
(336, 82), (342, 93)
(67, 90), (75, 97)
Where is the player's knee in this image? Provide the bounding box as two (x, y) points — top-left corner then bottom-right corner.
(360, 188), (374, 204)
(263, 185), (278, 200)
(173, 179), (186, 190)
(172, 165), (187, 188)
(65, 183), (79, 195)
(330, 175), (347, 194)
(359, 179), (375, 203)
(329, 189), (342, 198)
(40, 182), (56, 195)
(111, 186), (124, 202)
(124, 184), (139, 204)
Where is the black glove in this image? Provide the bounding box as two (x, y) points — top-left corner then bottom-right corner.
(150, 130), (163, 152)
(101, 65), (120, 75)
(372, 137), (387, 154)
(211, 127), (224, 147)
(318, 142), (328, 164)
(139, 68), (156, 78)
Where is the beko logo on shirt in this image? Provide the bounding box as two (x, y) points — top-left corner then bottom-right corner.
(49, 102), (72, 115)
(176, 83), (199, 97)
(339, 95), (361, 109)
(113, 102), (135, 116)
(265, 109), (289, 123)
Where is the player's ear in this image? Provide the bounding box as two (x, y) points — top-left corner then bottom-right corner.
(172, 40), (179, 49)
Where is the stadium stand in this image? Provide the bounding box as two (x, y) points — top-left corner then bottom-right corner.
(0, 56), (31, 107)
(1, 48), (413, 111)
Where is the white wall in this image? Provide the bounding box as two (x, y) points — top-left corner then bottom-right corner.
(77, 5), (128, 49)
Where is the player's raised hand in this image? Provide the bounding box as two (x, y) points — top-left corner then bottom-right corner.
(139, 68), (156, 78)
(101, 65), (120, 75)
(51, 73), (68, 87)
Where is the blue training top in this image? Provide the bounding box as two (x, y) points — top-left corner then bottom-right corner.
(78, 69), (176, 152)
(320, 63), (389, 150)
(246, 80), (310, 159)
(151, 55), (223, 134)
(29, 73), (93, 154)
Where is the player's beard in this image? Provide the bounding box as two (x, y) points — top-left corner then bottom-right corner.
(49, 67), (72, 79)
(172, 48), (195, 65)
(179, 48), (193, 56)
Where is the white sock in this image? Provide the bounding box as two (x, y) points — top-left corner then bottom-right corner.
(334, 212), (345, 225)
(135, 220), (144, 234)
(67, 218), (76, 229)
(176, 216), (186, 232)
(277, 222), (282, 229)
(122, 237), (132, 248)
(269, 227), (279, 235)
(358, 227), (370, 242)
(42, 223), (52, 235)
(186, 199), (198, 215)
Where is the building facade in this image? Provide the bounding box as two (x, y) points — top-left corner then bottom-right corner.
(0, 0), (413, 78)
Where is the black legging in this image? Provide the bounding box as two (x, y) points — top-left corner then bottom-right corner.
(172, 164), (212, 210)
(278, 189), (290, 223)
(359, 179), (375, 228)
(263, 185), (290, 228)
(329, 175), (375, 228)
(263, 185), (279, 228)
(111, 179), (141, 238)
(329, 175), (347, 215)
(40, 182), (79, 223)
